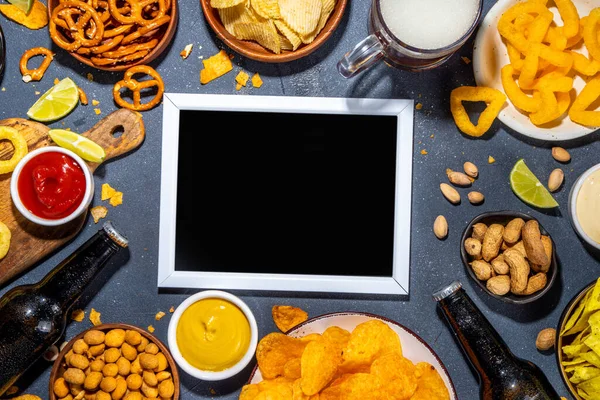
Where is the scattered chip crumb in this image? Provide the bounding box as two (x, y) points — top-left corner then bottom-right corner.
(236, 83), (242, 91)
(65, 128), (71, 131)
(169, 306), (175, 313)
(92, 99), (99, 106)
(430, 134), (434, 138)
(155, 311), (166, 321)
(90, 205), (108, 223)
(101, 183), (117, 201)
(35, 91), (40, 95)
(229, 53), (234, 59)
(200, 49), (233, 85)
(418, 93), (422, 98)
(147, 325), (155, 333)
(461, 56), (472, 65)
(5, 386), (18, 396)
(94, 108), (101, 115)
(89, 308), (102, 326)
(251, 73), (263, 88)
(210, 388), (217, 395)
(54, 78), (60, 85)
(87, 73), (94, 81)
(1, 87), (5, 91)
(22, 74), (32, 83)
(180, 43), (193, 59)
(420, 149), (428, 155)
(488, 155), (496, 164)
(71, 309), (85, 322)
(109, 191), (123, 207)
(415, 103), (423, 110)
(235, 70), (249, 87)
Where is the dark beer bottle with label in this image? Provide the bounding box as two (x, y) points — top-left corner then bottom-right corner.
(433, 281), (560, 400)
(0, 222), (128, 396)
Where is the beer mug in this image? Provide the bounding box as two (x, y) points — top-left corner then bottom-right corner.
(337, 0), (483, 78)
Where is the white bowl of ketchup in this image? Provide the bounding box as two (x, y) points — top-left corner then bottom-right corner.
(10, 146), (94, 227)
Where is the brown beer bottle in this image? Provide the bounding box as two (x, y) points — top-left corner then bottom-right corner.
(433, 281), (561, 400)
(0, 222), (128, 396)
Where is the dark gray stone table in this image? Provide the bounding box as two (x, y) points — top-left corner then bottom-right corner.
(1, 0), (599, 398)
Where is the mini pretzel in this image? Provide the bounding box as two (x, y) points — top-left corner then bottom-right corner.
(101, 38), (157, 58)
(19, 47), (54, 82)
(121, 15), (169, 45)
(112, 65), (164, 111)
(50, 0), (104, 51)
(92, 49), (149, 65)
(108, 0), (142, 25)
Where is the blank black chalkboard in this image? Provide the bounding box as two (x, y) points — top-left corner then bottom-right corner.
(174, 110), (398, 277)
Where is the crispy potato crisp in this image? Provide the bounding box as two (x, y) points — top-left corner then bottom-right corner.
(90, 205), (108, 223)
(155, 311), (166, 320)
(71, 309), (85, 322)
(236, 71), (250, 87)
(252, 73), (263, 88)
(200, 50), (233, 84)
(89, 308), (102, 326)
(101, 183), (117, 201)
(300, 338), (342, 395)
(341, 320), (402, 370)
(109, 191), (123, 207)
(411, 362), (451, 400)
(257, 333), (308, 379)
(272, 305), (309, 332)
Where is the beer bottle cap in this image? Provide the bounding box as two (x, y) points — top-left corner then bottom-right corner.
(432, 280), (462, 302)
(103, 221), (129, 248)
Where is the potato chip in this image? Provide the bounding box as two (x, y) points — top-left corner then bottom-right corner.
(299, 333), (322, 342)
(252, 73), (263, 88)
(255, 390), (287, 400)
(90, 205), (108, 224)
(201, 50), (234, 84)
(71, 309), (85, 322)
(322, 326), (350, 351)
(257, 333), (308, 379)
(569, 76), (600, 127)
(300, 338), (342, 395)
(578, 375), (600, 399)
(235, 20), (282, 54)
(273, 20), (302, 51)
(257, 377), (294, 398)
(236, 71), (250, 87)
(410, 362), (450, 400)
(0, 0), (47, 29)
(292, 379), (314, 400)
(319, 373), (384, 400)
(570, 366), (600, 384)
(272, 305), (309, 332)
(0, 221), (11, 261)
(109, 191), (123, 207)
(300, 0), (335, 44)
(450, 86), (506, 137)
(279, 0), (322, 36)
(251, 0), (280, 20)
(211, 0), (245, 9)
(219, 3), (258, 36)
(101, 183), (117, 201)
(283, 358), (302, 380)
(240, 384), (261, 400)
(581, 351), (600, 368)
(89, 308), (102, 326)
(370, 352), (417, 400)
(341, 320), (402, 371)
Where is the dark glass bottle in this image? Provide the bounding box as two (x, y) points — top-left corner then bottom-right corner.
(0, 222), (128, 396)
(433, 281), (560, 400)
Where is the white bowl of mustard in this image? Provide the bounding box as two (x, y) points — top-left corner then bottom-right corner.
(167, 290), (258, 381)
(569, 163), (600, 251)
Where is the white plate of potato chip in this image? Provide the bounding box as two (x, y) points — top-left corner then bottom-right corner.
(473, 0), (599, 141)
(244, 312), (457, 400)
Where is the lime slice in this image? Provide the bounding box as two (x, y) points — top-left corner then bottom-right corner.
(49, 129), (106, 163)
(27, 78), (79, 122)
(510, 159), (559, 208)
(7, 0), (34, 14)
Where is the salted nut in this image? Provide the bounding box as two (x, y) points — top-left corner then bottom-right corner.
(548, 168), (564, 192)
(551, 147), (571, 163)
(463, 161), (479, 178)
(440, 183), (461, 204)
(433, 215), (448, 240)
(446, 169), (473, 187)
(468, 191), (485, 204)
(536, 328), (556, 351)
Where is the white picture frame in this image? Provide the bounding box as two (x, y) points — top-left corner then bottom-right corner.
(157, 94), (414, 295)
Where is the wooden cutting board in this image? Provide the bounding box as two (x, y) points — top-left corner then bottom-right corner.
(0, 109), (145, 287)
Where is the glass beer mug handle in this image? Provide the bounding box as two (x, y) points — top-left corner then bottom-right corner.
(337, 33), (384, 78)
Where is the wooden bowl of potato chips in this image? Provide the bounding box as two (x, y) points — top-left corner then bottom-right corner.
(243, 312), (457, 399)
(200, 0), (347, 62)
(556, 278), (600, 400)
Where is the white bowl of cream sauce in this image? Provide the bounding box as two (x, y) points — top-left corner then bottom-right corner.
(569, 163), (600, 251)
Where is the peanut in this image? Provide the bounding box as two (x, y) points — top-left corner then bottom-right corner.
(125, 330), (142, 346)
(433, 215), (448, 239)
(155, 352), (168, 372)
(112, 377), (127, 400)
(536, 328), (556, 351)
(504, 249), (530, 294)
(468, 191), (484, 204)
(463, 161), (478, 178)
(440, 183), (461, 204)
(548, 168), (564, 192)
(471, 223), (487, 242)
(84, 371), (103, 391)
(158, 380), (175, 398)
(522, 220), (549, 266)
(503, 218), (524, 245)
(104, 348), (121, 363)
(491, 255), (509, 275)
(126, 374), (143, 391)
(73, 339), (89, 355)
(464, 238), (482, 258)
(64, 368), (86, 385)
(105, 329), (126, 348)
(123, 391), (142, 400)
(486, 275), (511, 295)
(88, 344), (105, 357)
(136, 337), (149, 353)
(471, 260), (493, 281)
(100, 377), (117, 393)
(96, 392), (111, 400)
(552, 147), (571, 163)
(130, 357), (143, 375)
(90, 359), (105, 372)
(83, 330), (105, 346)
(116, 357), (131, 376)
(447, 170), (473, 186)
(524, 272), (547, 295)
(155, 371), (171, 382)
(482, 224), (504, 261)
(507, 240), (527, 258)
(139, 353), (159, 370)
(143, 371), (158, 387)
(141, 382), (159, 398)
(144, 343), (159, 355)
(69, 354), (90, 370)
(102, 363), (118, 378)
(121, 342), (138, 361)
(54, 378), (70, 398)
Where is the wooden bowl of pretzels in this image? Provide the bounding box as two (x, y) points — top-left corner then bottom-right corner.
(47, 0), (177, 71)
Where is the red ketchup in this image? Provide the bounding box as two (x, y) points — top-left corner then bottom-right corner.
(17, 151), (86, 220)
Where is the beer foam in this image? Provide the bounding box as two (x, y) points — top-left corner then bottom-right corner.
(380, 0), (480, 50)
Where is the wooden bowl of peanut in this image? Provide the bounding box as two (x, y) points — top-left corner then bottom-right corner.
(460, 211), (558, 305)
(49, 323), (179, 400)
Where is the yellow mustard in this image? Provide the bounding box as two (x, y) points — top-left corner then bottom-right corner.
(577, 169), (600, 244)
(176, 298), (251, 372)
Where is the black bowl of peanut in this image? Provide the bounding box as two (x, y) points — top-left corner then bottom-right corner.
(49, 323), (179, 400)
(460, 211), (558, 305)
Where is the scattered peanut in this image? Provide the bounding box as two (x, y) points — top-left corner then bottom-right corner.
(433, 215), (448, 240)
(551, 147), (571, 163)
(440, 183), (461, 204)
(467, 191), (484, 204)
(447, 169), (473, 187)
(463, 161), (478, 178)
(536, 328), (556, 351)
(548, 168), (564, 192)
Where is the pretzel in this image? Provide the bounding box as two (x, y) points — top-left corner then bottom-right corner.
(50, 0), (104, 51)
(112, 65), (164, 111)
(137, 0), (166, 25)
(100, 38), (157, 58)
(19, 47), (54, 82)
(121, 15), (169, 44)
(108, 0), (142, 25)
(78, 87), (89, 105)
(103, 23), (133, 38)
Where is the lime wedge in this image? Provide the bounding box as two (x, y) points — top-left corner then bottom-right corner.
(27, 78), (79, 122)
(7, 0), (34, 14)
(510, 159), (558, 208)
(49, 129), (106, 163)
